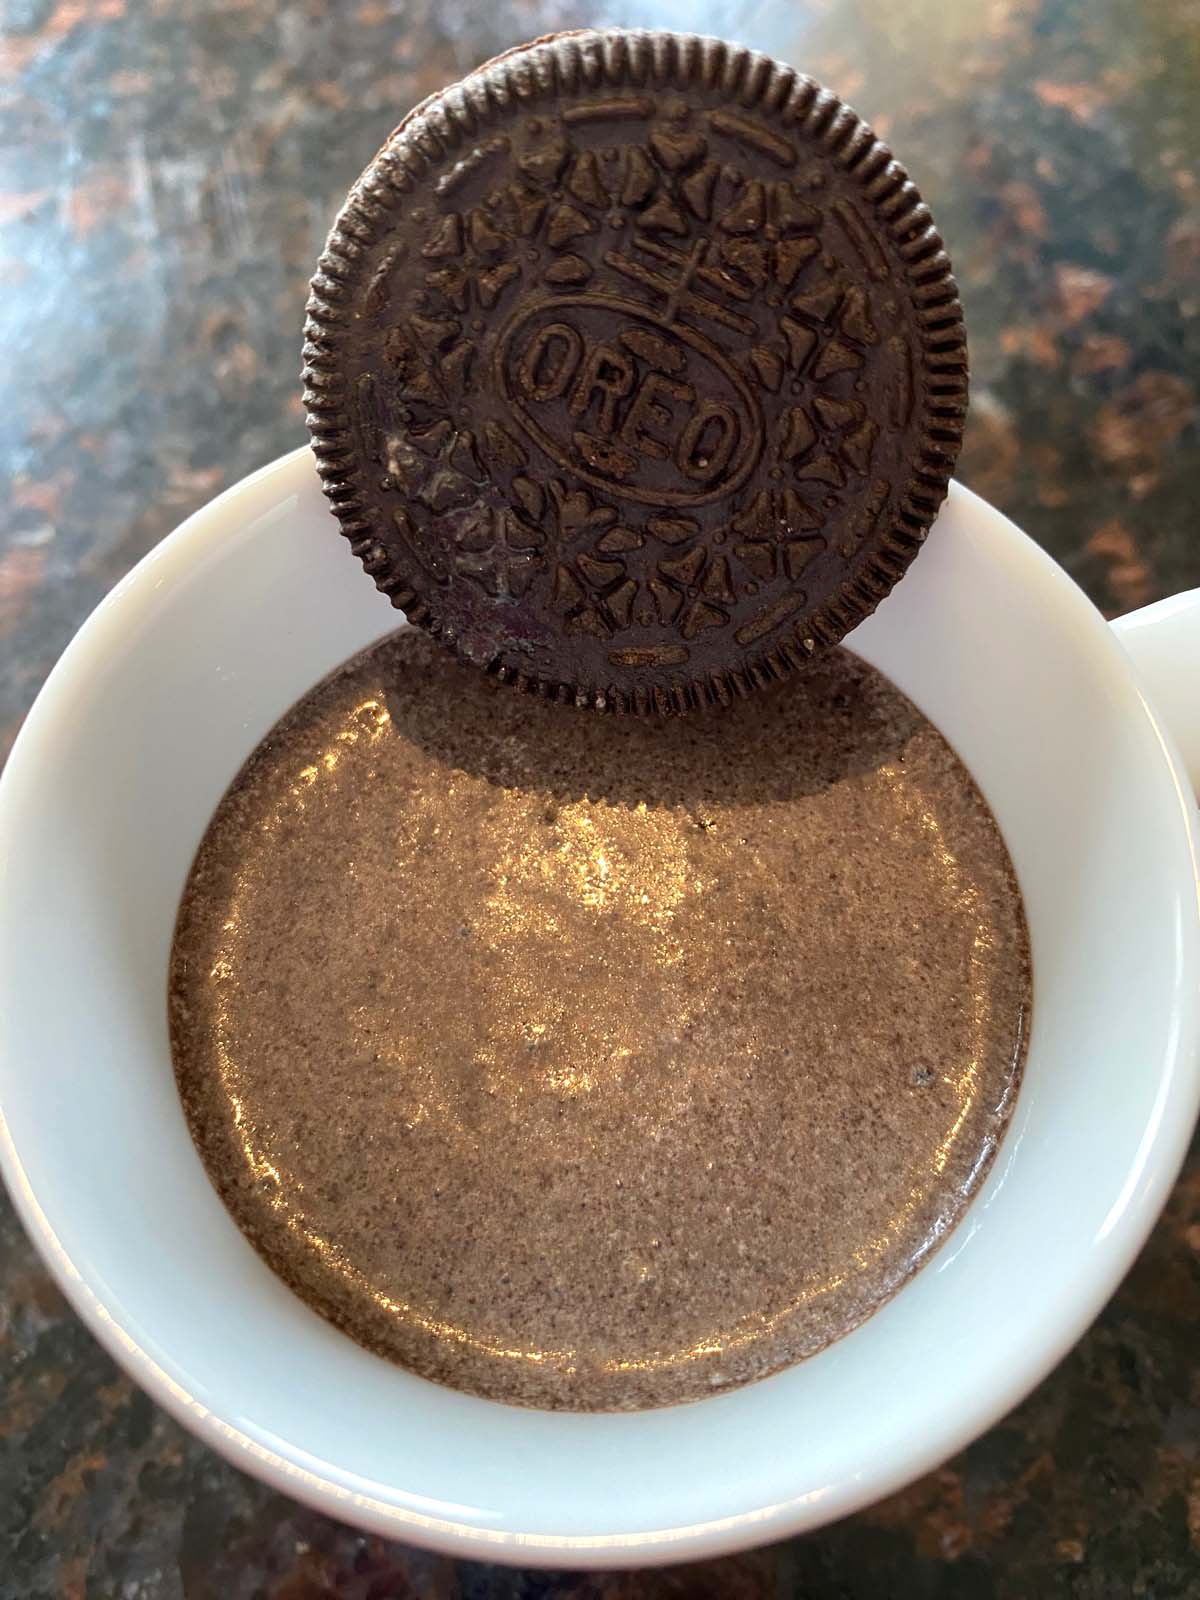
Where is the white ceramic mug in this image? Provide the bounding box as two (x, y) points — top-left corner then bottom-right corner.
(0, 447), (1197, 1569)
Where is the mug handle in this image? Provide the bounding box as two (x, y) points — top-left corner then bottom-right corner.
(1111, 589), (1200, 797)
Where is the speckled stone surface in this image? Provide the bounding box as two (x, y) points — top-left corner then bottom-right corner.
(0, 0), (1197, 1592)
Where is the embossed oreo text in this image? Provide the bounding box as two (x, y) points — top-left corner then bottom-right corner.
(306, 31), (968, 710)
(499, 297), (763, 508)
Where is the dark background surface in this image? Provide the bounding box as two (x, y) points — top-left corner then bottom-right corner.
(2, 0), (1199, 1594)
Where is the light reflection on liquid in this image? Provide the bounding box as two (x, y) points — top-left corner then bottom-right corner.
(175, 640), (1031, 1406)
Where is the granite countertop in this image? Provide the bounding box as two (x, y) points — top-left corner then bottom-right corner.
(1, 0), (1198, 1594)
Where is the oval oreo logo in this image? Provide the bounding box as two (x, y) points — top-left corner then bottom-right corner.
(497, 296), (763, 509)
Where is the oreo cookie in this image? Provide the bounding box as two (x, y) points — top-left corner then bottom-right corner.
(304, 30), (967, 713)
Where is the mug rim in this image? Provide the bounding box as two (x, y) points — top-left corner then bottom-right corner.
(1, 448), (1197, 1567)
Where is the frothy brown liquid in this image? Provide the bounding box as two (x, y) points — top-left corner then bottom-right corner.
(170, 632), (1029, 1410)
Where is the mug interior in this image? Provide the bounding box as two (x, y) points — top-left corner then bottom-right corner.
(0, 451), (1196, 1565)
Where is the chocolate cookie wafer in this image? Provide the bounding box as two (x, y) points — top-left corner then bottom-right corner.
(304, 30), (967, 713)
